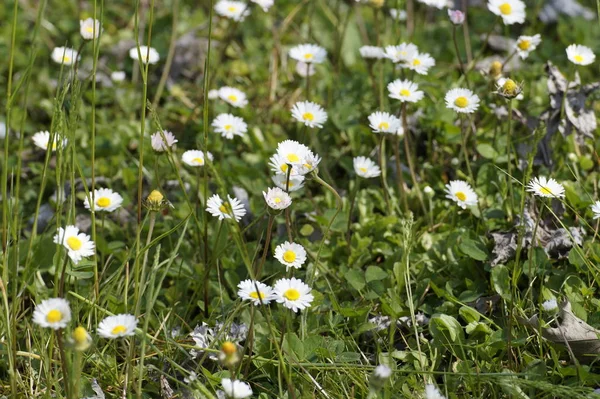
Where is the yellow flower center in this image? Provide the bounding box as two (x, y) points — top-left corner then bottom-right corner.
(378, 121), (389, 130)
(221, 341), (237, 355)
(283, 250), (296, 263)
(574, 55), (584, 63)
(490, 61), (503, 76)
(66, 236), (82, 251)
(96, 197), (111, 208)
(219, 204), (229, 214)
(249, 291), (265, 299)
(227, 6), (237, 12)
(455, 191), (467, 201)
(111, 325), (127, 335)
(499, 3), (512, 15)
(224, 124), (233, 131)
(73, 326), (89, 343)
(304, 53), (313, 60)
(51, 141), (58, 151)
(274, 197), (282, 203)
(540, 187), (552, 195)
(302, 112), (314, 121)
(518, 40), (531, 50)
(454, 96), (469, 108)
(359, 167), (368, 173)
(400, 89), (411, 97)
(412, 58), (421, 66)
(227, 95), (238, 102)
(46, 309), (63, 323)
(280, 164), (289, 173)
(286, 153), (300, 163)
(86, 26), (94, 33)
(283, 288), (301, 301)
(147, 190), (164, 203)
(192, 157), (204, 165)
(502, 79), (518, 94)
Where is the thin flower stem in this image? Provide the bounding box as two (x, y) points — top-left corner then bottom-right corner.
(501, 49), (518, 69)
(393, 135), (409, 213)
(378, 135), (392, 210)
(256, 215), (275, 278)
(204, 220), (223, 317)
(452, 26), (470, 89)
(55, 331), (71, 399)
(346, 178), (360, 248)
(506, 99), (515, 220)
(401, 103), (427, 217)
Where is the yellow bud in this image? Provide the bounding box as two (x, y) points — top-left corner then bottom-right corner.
(502, 79), (518, 95)
(221, 341), (237, 356)
(147, 190), (164, 203)
(72, 326), (92, 351)
(369, 0), (384, 7)
(489, 61), (502, 77)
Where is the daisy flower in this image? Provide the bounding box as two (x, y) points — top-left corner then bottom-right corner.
(263, 187), (292, 210)
(445, 88), (480, 113)
(251, 0), (274, 11)
(51, 47), (78, 66)
(272, 174), (305, 192)
(182, 150), (214, 167)
(80, 18), (101, 40)
(495, 77), (522, 99)
(444, 180), (478, 209)
(32, 131), (67, 151)
(212, 113), (247, 139)
(384, 43), (418, 63)
(218, 87), (248, 108)
(425, 384), (447, 399)
(275, 140), (310, 168)
(53, 225), (95, 264)
(368, 111), (402, 134)
(289, 44), (327, 64)
(221, 378), (253, 399)
(71, 326), (93, 351)
(129, 46), (160, 64)
(566, 44), (595, 66)
(274, 241), (307, 270)
(387, 79), (424, 103)
(526, 176), (565, 198)
(111, 71), (126, 82)
(373, 365), (392, 379)
(448, 9), (465, 24)
(237, 280), (275, 305)
(206, 194), (247, 221)
(83, 188), (124, 213)
(295, 61), (316, 77)
(359, 46), (385, 59)
(274, 277), (314, 312)
(487, 0), (526, 25)
(215, 0), (250, 21)
(591, 201), (600, 219)
(299, 150), (321, 175)
(151, 131), (178, 152)
(97, 314), (138, 339)
(417, 0), (447, 9)
(353, 156), (381, 178)
(32, 298), (71, 330)
(515, 34), (541, 59)
(407, 52), (436, 75)
(542, 298), (558, 312)
(269, 141), (320, 176)
(291, 101), (328, 128)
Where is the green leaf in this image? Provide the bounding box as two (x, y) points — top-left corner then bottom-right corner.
(476, 143), (499, 159)
(459, 306), (481, 323)
(429, 313), (463, 343)
(344, 269), (365, 291)
(283, 332), (304, 362)
(491, 265), (511, 301)
(459, 238), (488, 261)
(365, 266), (388, 282)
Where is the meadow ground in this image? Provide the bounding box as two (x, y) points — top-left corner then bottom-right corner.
(2, 0), (600, 397)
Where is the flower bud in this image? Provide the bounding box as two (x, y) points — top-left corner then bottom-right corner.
(448, 9), (465, 25)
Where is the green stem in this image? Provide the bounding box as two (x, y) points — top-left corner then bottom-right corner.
(452, 26), (470, 89)
(393, 135), (409, 213)
(506, 99), (514, 220)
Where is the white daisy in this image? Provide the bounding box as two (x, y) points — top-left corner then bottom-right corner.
(51, 47), (78, 66)
(212, 113), (247, 139)
(448, 9), (465, 24)
(526, 176), (565, 198)
(110, 71), (126, 82)
(208, 89), (220, 99)
(566, 44), (595, 66)
(425, 384), (446, 399)
(444, 88), (480, 113)
(80, 18), (101, 40)
(218, 87), (248, 108)
(291, 101), (328, 128)
(383, 43), (418, 64)
(373, 364), (392, 379)
(289, 44), (327, 64)
(353, 156), (381, 178)
(269, 141), (320, 176)
(269, 153), (299, 176)
(274, 277), (314, 312)
(389, 9), (407, 21)
(214, 0), (250, 21)
(407, 52), (436, 75)
(495, 77), (522, 99)
(32, 131), (67, 151)
(237, 280), (275, 305)
(515, 34), (541, 59)
(271, 174), (305, 192)
(97, 314), (138, 339)
(53, 225), (95, 264)
(444, 180), (478, 209)
(32, 298), (71, 330)
(151, 131), (178, 152)
(387, 79), (424, 103)
(368, 111), (402, 134)
(182, 150), (214, 167)
(274, 241), (307, 270)
(275, 140), (310, 168)
(221, 378), (253, 399)
(359, 46), (385, 59)
(251, 0), (274, 11)
(298, 149), (321, 175)
(263, 187), (292, 210)
(417, 0), (447, 9)
(487, 0), (526, 25)
(129, 45), (160, 64)
(0, 121), (6, 140)
(83, 188), (124, 213)
(542, 298), (558, 312)
(206, 194), (247, 222)
(591, 201), (600, 219)
(295, 61), (316, 77)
